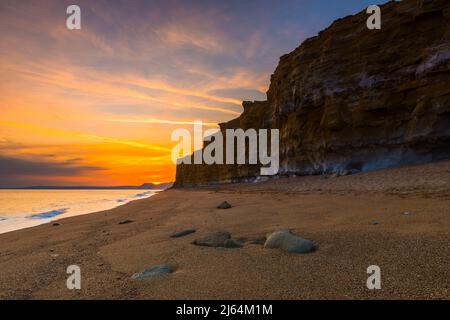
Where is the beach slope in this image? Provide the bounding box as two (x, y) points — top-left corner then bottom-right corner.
(0, 161), (449, 299)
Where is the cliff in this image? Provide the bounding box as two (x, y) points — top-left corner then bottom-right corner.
(175, 0), (450, 187)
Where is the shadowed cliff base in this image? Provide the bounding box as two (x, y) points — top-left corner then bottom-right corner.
(175, 0), (450, 187)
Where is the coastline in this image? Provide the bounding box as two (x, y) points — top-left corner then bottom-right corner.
(0, 161), (449, 299)
(0, 190), (160, 235)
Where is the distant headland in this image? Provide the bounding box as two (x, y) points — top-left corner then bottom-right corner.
(0, 182), (173, 190)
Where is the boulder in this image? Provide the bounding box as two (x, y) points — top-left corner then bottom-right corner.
(264, 229), (315, 253)
(224, 239), (244, 248)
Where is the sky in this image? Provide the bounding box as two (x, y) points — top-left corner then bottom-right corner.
(0, 0), (378, 187)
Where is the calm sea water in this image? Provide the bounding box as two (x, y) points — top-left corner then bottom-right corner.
(0, 190), (158, 234)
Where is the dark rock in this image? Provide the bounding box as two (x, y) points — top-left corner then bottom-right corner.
(52, 222), (61, 226)
(264, 229), (315, 253)
(193, 231), (231, 247)
(170, 229), (196, 238)
(371, 221), (381, 225)
(224, 239), (244, 248)
(248, 235), (267, 245)
(131, 264), (172, 280)
(118, 219), (133, 225)
(217, 201), (232, 209)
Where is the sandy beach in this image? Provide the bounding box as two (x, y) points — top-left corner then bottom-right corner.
(0, 161), (449, 300)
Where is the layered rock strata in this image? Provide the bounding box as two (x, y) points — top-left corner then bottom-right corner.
(175, 0), (450, 186)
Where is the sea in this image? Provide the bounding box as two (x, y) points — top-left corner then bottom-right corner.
(0, 189), (158, 234)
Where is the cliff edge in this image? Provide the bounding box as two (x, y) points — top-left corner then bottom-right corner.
(175, 0), (450, 187)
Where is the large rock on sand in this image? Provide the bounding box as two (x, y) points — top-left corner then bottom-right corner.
(224, 238), (244, 248)
(193, 231), (231, 247)
(264, 229), (315, 253)
(131, 264), (172, 280)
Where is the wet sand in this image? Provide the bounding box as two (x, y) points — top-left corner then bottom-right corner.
(0, 161), (449, 299)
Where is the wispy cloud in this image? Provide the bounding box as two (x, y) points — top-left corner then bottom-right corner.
(106, 118), (219, 127)
(0, 0), (376, 186)
(0, 156), (102, 176)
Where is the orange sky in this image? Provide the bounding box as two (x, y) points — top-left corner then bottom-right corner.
(0, 0), (374, 187)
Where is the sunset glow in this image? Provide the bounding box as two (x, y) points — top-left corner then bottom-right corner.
(0, 0), (375, 187)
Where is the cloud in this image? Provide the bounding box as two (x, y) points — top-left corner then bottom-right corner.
(0, 156), (103, 177)
(105, 118), (218, 127)
(0, 0), (378, 186)
(208, 88), (267, 102)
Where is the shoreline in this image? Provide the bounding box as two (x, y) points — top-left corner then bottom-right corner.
(0, 190), (161, 236)
(0, 161), (448, 299)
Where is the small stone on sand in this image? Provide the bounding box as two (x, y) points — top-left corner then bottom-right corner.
(264, 229), (315, 253)
(48, 250), (59, 258)
(52, 222), (61, 226)
(193, 231), (231, 247)
(170, 229), (196, 238)
(217, 201), (232, 209)
(131, 264), (172, 280)
(403, 211), (411, 216)
(118, 219), (133, 225)
(224, 239), (244, 248)
(372, 221), (380, 225)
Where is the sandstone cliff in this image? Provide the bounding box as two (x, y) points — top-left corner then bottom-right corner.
(175, 0), (450, 187)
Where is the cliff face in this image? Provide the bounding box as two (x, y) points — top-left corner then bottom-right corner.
(175, 0), (450, 186)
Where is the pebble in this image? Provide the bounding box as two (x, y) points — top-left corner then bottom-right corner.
(170, 229), (196, 238)
(48, 250), (59, 258)
(217, 201), (232, 209)
(131, 264), (172, 280)
(118, 219), (133, 225)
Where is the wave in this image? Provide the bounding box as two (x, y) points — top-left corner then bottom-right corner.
(25, 193), (151, 220)
(134, 191), (151, 198)
(27, 208), (69, 219)
(118, 192), (151, 202)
